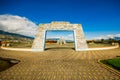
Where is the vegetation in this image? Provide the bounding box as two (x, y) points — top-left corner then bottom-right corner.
(88, 43), (112, 48)
(87, 38), (120, 48)
(101, 58), (120, 71)
(10, 42), (32, 48)
(0, 30), (33, 48)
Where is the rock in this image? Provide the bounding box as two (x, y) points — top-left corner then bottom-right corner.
(9, 59), (20, 64)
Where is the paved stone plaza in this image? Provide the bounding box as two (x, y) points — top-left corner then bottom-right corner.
(0, 48), (120, 80)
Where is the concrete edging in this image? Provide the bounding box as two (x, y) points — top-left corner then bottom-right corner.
(87, 45), (119, 51)
(98, 59), (120, 77)
(0, 45), (119, 52)
(1, 47), (32, 51)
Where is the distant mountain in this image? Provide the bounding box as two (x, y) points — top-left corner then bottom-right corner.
(0, 30), (34, 39)
(66, 40), (74, 43)
(46, 38), (59, 41)
(46, 38), (74, 42)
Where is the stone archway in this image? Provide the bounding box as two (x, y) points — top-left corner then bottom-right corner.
(32, 21), (88, 51)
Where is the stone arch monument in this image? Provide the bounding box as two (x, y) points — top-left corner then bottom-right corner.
(32, 21), (88, 51)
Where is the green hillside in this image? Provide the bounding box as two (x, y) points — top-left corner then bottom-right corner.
(0, 30), (34, 48)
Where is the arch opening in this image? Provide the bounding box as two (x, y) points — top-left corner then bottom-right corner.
(44, 30), (75, 50)
(32, 22), (88, 52)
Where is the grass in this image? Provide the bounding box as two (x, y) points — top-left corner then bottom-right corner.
(9, 42), (32, 48)
(100, 58), (120, 71)
(88, 43), (112, 48)
(7, 42), (113, 48)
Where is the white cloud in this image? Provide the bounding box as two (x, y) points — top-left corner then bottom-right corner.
(115, 34), (120, 37)
(0, 14), (38, 37)
(64, 34), (74, 40)
(94, 35), (107, 40)
(46, 33), (74, 41)
(107, 34), (114, 39)
(47, 35), (60, 39)
(94, 37), (103, 40)
(68, 34), (73, 37)
(94, 34), (120, 40)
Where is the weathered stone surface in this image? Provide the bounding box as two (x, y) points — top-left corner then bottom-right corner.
(32, 21), (88, 51)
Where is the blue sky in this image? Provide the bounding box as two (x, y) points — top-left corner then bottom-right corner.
(0, 0), (120, 40)
(46, 30), (74, 40)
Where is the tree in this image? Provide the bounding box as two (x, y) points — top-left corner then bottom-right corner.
(108, 38), (114, 43)
(101, 38), (105, 43)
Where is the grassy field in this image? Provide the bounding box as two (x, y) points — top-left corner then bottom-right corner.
(88, 43), (112, 48)
(8, 42), (113, 48)
(45, 43), (113, 49)
(101, 58), (120, 71)
(8, 42), (32, 48)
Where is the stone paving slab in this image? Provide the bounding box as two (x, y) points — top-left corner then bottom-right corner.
(0, 48), (120, 80)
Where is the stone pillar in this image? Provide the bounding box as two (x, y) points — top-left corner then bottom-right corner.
(74, 25), (88, 51)
(32, 29), (46, 51)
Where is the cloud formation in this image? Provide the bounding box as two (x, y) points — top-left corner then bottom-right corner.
(0, 14), (38, 37)
(94, 34), (120, 40)
(64, 34), (74, 40)
(115, 34), (120, 37)
(47, 33), (74, 41)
